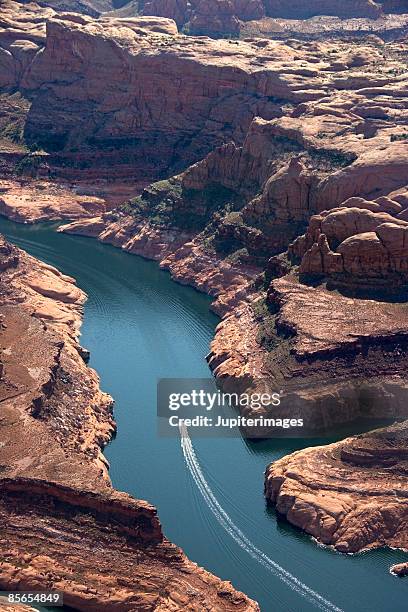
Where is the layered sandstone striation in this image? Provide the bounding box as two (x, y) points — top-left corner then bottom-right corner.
(0, 2), (183, 185)
(253, 189), (408, 553)
(58, 33), (408, 319)
(17, 13), (321, 176)
(207, 270), (408, 432)
(0, 234), (258, 610)
(0, 477), (258, 611)
(3, 2), (402, 183)
(2, 1), (408, 192)
(265, 422), (408, 553)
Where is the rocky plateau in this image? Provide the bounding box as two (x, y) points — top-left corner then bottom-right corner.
(140, 0), (408, 38)
(37, 0), (408, 39)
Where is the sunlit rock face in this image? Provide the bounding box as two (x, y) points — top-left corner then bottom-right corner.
(265, 421), (408, 553)
(141, 0), (408, 36)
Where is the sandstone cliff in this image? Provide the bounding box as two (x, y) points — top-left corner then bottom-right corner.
(56, 32), (408, 295)
(0, 477), (258, 611)
(2, 2), (402, 182)
(0, 233), (114, 485)
(17, 15), (300, 174)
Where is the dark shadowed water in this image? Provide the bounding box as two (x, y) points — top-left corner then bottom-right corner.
(1, 216), (406, 612)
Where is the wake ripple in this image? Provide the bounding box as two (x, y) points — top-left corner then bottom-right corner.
(179, 424), (343, 612)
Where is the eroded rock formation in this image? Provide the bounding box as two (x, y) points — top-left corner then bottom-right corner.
(290, 192), (408, 293)
(20, 16), (288, 171)
(140, 0), (408, 36)
(265, 422), (408, 553)
(0, 233), (114, 484)
(1, 1), (408, 211)
(54, 24), (408, 439)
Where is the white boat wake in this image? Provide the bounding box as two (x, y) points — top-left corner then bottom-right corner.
(179, 423), (343, 612)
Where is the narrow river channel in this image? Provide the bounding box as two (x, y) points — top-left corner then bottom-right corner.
(1, 216), (406, 612)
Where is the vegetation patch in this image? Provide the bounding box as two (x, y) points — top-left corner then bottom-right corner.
(252, 296), (280, 351)
(391, 133), (408, 142)
(0, 92), (31, 153)
(308, 147), (356, 169)
(250, 294), (297, 378)
(224, 247), (251, 265)
(121, 179), (243, 232)
(15, 152), (45, 177)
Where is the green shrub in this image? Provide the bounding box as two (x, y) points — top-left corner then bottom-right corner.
(391, 133), (408, 142)
(120, 179), (242, 232)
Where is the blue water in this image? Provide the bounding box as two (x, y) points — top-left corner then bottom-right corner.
(1, 217), (406, 612)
